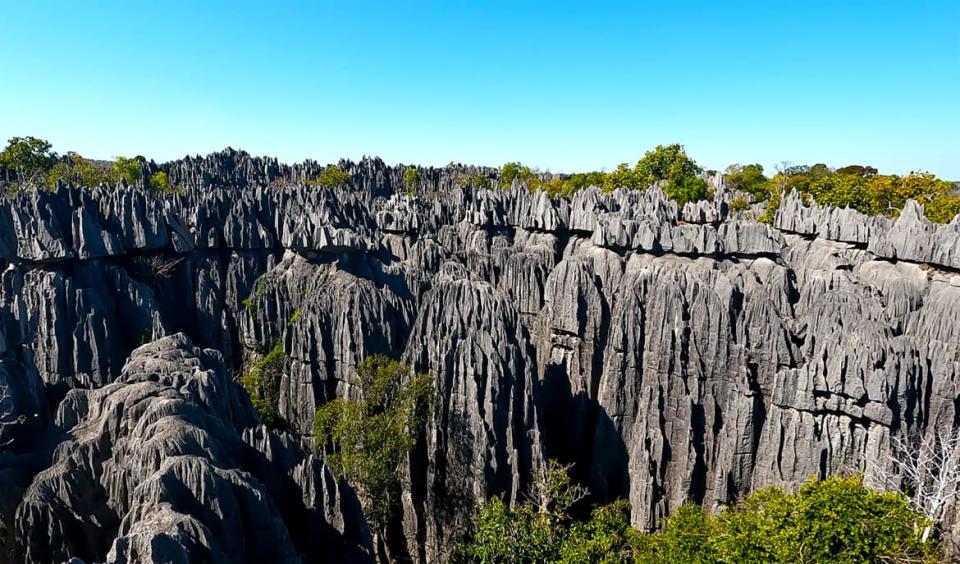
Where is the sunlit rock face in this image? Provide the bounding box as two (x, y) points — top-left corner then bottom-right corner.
(0, 151), (958, 562)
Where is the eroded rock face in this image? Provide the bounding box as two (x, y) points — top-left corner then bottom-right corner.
(1, 152), (959, 562)
(8, 334), (370, 563)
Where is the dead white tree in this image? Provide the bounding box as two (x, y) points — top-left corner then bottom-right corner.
(874, 429), (960, 542)
(0, 382), (19, 449)
(524, 461), (590, 519)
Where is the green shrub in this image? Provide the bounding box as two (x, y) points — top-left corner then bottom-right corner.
(758, 189), (783, 224)
(242, 277), (268, 311)
(149, 170), (170, 193)
(309, 164), (352, 188)
(665, 175), (711, 206)
(461, 472), (937, 563)
(724, 163), (771, 201)
(729, 196), (750, 213)
(0, 136), (58, 187)
(240, 340), (285, 429)
(315, 356), (433, 533)
(110, 156), (144, 185)
(403, 166), (419, 192)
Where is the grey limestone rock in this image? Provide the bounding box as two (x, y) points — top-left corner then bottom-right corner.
(1, 152), (959, 562)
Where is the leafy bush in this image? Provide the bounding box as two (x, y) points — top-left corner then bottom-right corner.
(242, 277), (268, 311)
(0, 136), (58, 187)
(729, 196), (750, 213)
(314, 355), (433, 532)
(403, 166), (419, 193)
(664, 174), (711, 206)
(724, 163), (770, 201)
(149, 170), (170, 193)
(309, 164), (352, 188)
(240, 340), (285, 429)
(758, 188), (783, 224)
(458, 461), (593, 563)
(501, 161), (533, 187)
(110, 156), (145, 185)
(768, 165), (958, 223)
(460, 171), (492, 189)
(636, 475), (938, 563)
(461, 471), (938, 563)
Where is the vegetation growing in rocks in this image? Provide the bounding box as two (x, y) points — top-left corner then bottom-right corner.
(240, 340), (285, 429)
(149, 170), (170, 193)
(1, 136), (59, 187)
(731, 162), (960, 224)
(501, 161), (533, 187)
(403, 166), (419, 193)
(460, 470), (939, 563)
(314, 356), (434, 537)
(242, 277), (268, 311)
(519, 143), (712, 204)
(459, 171), (493, 189)
(3, 135), (956, 222)
(309, 164), (352, 188)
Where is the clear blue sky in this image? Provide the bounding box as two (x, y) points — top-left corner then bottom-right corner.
(2, 1), (958, 178)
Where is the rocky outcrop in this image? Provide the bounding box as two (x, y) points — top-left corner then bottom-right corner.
(11, 334), (369, 563)
(1, 151), (958, 562)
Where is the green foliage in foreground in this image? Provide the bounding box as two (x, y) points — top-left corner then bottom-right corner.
(459, 471), (939, 563)
(314, 355), (433, 531)
(240, 340), (285, 429)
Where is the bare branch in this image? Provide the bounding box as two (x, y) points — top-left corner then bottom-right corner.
(872, 428), (960, 540)
(0, 383), (21, 449)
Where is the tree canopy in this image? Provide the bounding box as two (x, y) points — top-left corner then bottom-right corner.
(0, 136), (58, 186)
(459, 471), (939, 563)
(310, 164), (353, 188)
(314, 356), (433, 533)
(240, 340), (285, 429)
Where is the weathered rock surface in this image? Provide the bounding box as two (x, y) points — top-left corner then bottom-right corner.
(0, 151), (958, 562)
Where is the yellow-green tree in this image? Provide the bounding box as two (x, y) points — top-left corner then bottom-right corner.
(635, 144), (711, 205)
(110, 156), (145, 185)
(241, 340), (285, 429)
(0, 136), (58, 187)
(310, 164), (352, 188)
(315, 356), (433, 544)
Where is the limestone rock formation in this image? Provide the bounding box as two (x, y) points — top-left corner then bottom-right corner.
(0, 150), (958, 562)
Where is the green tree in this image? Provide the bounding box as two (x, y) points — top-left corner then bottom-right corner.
(310, 164), (352, 188)
(559, 500), (639, 564)
(709, 475), (937, 563)
(0, 136), (58, 187)
(150, 171), (170, 193)
(724, 163), (770, 201)
(459, 461), (589, 563)
(240, 340), (285, 429)
(460, 171), (492, 189)
(602, 162), (644, 192)
(635, 144), (702, 185)
(44, 152), (112, 189)
(314, 356), (434, 544)
(635, 144), (711, 205)
(836, 164), (878, 177)
(110, 156), (145, 185)
(664, 175), (711, 206)
(501, 161), (533, 187)
(403, 166), (419, 193)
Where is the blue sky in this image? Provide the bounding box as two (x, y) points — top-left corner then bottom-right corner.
(2, 1), (958, 178)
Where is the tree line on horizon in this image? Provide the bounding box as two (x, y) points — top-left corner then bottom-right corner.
(2, 135), (957, 224)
